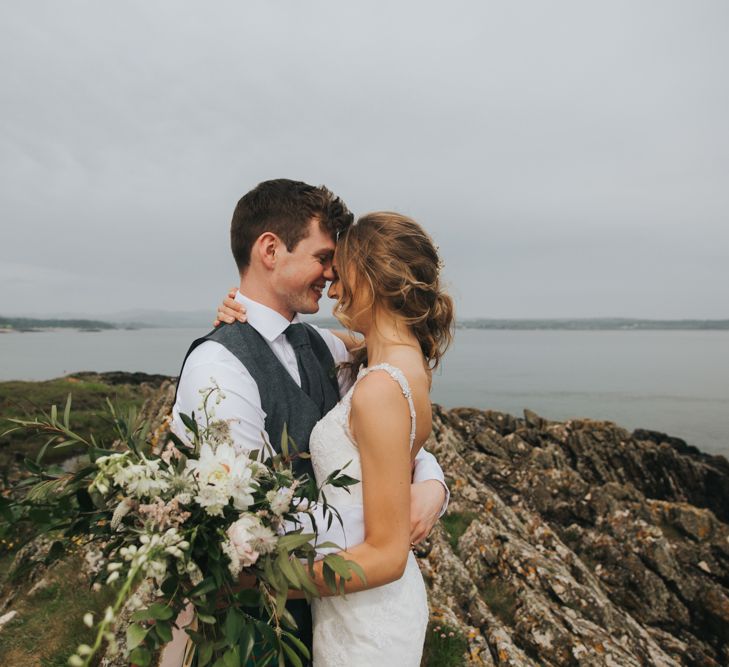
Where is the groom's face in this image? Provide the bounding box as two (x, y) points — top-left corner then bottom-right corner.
(273, 217), (336, 316)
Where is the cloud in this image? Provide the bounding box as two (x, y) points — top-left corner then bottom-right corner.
(1, 1), (728, 317)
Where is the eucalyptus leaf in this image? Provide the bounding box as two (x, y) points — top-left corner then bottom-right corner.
(280, 423), (289, 459)
(189, 577), (217, 598)
(238, 623), (255, 664)
(179, 412), (199, 438)
(281, 640), (303, 667)
(126, 623), (148, 651)
(291, 557), (319, 597)
(282, 631), (310, 660)
(322, 562), (337, 595)
(147, 602), (175, 621)
(197, 641), (214, 667)
(63, 393), (72, 428)
(223, 647), (240, 667)
(154, 621), (173, 643)
(276, 532), (315, 551)
(224, 607), (243, 645)
(276, 552), (299, 588)
(129, 647), (152, 666)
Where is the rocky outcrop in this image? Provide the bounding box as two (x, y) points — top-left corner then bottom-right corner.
(423, 406), (729, 665)
(133, 385), (729, 664)
(5, 377), (727, 666)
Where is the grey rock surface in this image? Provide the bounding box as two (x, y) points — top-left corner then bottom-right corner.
(424, 405), (729, 665)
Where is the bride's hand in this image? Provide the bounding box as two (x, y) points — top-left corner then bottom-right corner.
(214, 287), (247, 326)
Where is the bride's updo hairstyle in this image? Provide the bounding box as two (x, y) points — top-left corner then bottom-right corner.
(334, 212), (454, 381)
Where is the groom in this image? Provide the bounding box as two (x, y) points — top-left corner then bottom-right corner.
(171, 179), (448, 663)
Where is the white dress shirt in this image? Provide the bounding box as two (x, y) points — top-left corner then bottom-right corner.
(172, 292), (448, 505)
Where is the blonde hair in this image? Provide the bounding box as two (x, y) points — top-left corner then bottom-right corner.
(334, 212), (454, 383)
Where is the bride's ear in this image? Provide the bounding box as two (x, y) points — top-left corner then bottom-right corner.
(255, 232), (280, 270)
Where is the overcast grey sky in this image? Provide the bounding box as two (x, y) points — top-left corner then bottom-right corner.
(1, 1), (728, 319)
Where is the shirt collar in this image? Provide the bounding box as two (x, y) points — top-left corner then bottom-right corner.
(235, 291), (302, 342)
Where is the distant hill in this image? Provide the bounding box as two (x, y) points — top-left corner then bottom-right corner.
(4, 313), (728, 331)
(458, 317), (729, 330)
(0, 316), (116, 331)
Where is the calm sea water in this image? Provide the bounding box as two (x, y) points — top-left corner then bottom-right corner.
(1, 328), (727, 458)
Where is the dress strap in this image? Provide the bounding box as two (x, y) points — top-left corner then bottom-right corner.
(357, 363), (417, 450)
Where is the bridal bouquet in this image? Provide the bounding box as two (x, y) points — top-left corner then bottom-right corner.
(2, 384), (361, 667)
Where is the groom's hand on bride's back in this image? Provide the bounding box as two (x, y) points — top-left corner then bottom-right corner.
(214, 287), (248, 326)
(409, 480), (447, 544)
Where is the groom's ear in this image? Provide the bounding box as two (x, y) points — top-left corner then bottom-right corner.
(255, 232), (280, 271)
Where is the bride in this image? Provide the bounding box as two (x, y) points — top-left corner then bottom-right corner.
(222, 211), (453, 665)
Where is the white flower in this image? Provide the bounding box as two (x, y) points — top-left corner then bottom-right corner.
(266, 487), (294, 517)
(205, 419), (232, 446)
(185, 443), (257, 516)
(195, 484), (229, 517)
(174, 492), (192, 505)
(112, 457), (170, 498)
(248, 522), (278, 554)
(110, 497), (136, 530)
(186, 561), (204, 586)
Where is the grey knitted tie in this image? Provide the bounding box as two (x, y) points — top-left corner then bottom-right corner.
(284, 323), (325, 413)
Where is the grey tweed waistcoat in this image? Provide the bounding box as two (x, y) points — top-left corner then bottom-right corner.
(176, 321), (341, 479)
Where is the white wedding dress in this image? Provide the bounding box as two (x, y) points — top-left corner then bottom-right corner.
(308, 363), (429, 667)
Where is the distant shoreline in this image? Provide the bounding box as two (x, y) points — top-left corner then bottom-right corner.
(457, 318), (729, 331)
(2, 316), (728, 332)
(3, 318), (729, 332)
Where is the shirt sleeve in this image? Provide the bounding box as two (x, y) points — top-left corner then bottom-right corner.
(172, 341), (271, 454)
(412, 447), (450, 516)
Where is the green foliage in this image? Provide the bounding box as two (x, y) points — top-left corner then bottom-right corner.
(0, 378), (145, 469)
(421, 622), (468, 666)
(441, 511), (479, 554)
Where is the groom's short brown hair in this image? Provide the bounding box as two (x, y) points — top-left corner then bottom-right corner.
(231, 179), (353, 272)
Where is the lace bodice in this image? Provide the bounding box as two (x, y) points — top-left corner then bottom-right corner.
(309, 363), (417, 507)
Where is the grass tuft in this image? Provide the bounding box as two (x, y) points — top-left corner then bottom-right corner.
(441, 511), (479, 554)
(478, 577), (518, 627)
(421, 622), (468, 666)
